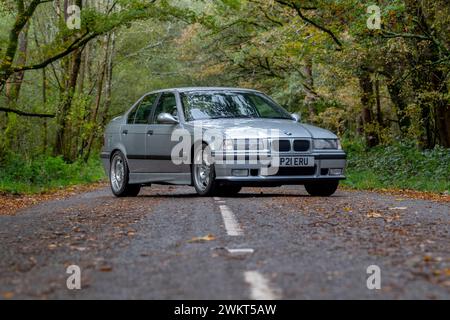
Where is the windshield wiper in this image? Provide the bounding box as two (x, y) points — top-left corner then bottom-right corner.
(208, 115), (255, 119)
(262, 116), (292, 120)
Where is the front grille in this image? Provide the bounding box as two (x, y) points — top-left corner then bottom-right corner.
(272, 166), (317, 176)
(272, 140), (291, 152)
(293, 140), (310, 152)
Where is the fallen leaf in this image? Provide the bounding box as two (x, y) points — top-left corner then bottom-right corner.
(48, 244), (57, 250)
(367, 211), (383, 218)
(71, 246), (87, 252)
(99, 266), (113, 272)
(2, 292), (14, 299)
(423, 255), (433, 262)
(188, 234), (216, 243)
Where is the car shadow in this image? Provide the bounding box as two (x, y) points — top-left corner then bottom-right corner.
(137, 191), (346, 199)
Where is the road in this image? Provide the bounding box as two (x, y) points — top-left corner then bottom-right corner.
(0, 185), (449, 299)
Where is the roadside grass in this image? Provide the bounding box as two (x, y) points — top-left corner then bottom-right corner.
(0, 155), (106, 195)
(342, 140), (450, 193)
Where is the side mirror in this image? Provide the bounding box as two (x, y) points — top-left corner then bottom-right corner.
(291, 113), (301, 122)
(157, 113), (179, 125)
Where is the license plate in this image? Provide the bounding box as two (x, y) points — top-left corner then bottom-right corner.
(279, 156), (314, 167)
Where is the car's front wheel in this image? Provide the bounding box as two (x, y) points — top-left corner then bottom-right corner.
(304, 181), (339, 197)
(110, 151), (141, 197)
(192, 143), (218, 196)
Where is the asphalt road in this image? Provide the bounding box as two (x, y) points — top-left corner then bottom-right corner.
(0, 185), (449, 299)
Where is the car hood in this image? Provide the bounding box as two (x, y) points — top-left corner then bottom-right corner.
(186, 118), (337, 139)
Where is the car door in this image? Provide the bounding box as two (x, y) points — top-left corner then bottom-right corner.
(121, 93), (159, 173)
(145, 92), (187, 173)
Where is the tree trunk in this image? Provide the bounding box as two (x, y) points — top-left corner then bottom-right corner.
(386, 78), (410, 133)
(83, 33), (112, 162)
(100, 32), (115, 129)
(54, 0), (83, 159)
(359, 67), (379, 147)
(375, 78), (383, 128)
(302, 57), (318, 119)
(42, 68), (48, 154)
(5, 23), (29, 106)
(54, 48), (83, 158)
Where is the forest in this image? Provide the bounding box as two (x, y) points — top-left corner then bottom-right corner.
(0, 0), (449, 194)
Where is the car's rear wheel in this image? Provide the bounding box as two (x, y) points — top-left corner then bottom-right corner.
(192, 143), (218, 196)
(304, 181), (339, 197)
(110, 151), (141, 197)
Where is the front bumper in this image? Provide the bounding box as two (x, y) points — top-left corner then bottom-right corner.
(214, 152), (346, 185)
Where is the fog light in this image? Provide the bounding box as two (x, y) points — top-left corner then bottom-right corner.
(329, 168), (343, 176)
(232, 169), (249, 177)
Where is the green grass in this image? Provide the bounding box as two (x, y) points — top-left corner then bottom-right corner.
(0, 155), (106, 195)
(342, 140), (450, 193)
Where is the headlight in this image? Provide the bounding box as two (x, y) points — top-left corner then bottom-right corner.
(314, 139), (341, 150)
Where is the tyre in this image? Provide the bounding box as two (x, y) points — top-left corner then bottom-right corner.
(192, 143), (218, 196)
(216, 185), (242, 196)
(304, 181), (339, 197)
(110, 151), (141, 197)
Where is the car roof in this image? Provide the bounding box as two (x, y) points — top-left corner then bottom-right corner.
(147, 87), (263, 94)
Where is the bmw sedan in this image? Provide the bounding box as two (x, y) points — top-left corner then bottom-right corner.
(101, 87), (346, 197)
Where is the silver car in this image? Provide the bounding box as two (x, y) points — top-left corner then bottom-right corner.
(101, 87), (346, 197)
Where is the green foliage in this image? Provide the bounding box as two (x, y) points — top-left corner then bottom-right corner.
(344, 141), (450, 192)
(0, 155), (105, 194)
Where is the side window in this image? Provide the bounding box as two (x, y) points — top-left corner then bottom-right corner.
(152, 93), (178, 124)
(134, 94), (158, 124)
(127, 105), (139, 124)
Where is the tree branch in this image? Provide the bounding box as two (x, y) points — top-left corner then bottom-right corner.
(12, 32), (97, 73)
(275, 0), (342, 48)
(381, 30), (430, 40)
(0, 107), (55, 118)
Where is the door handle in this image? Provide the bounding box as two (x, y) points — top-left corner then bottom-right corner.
(147, 130), (154, 135)
(122, 129), (128, 135)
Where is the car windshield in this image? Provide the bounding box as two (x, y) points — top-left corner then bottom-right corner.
(180, 91), (292, 121)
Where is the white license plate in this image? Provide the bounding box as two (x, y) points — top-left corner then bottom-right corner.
(279, 156), (314, 167)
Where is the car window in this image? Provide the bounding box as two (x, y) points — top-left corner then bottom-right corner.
(134, 94), (158, 124)
(152, 93), (178, 124)
(127, 104), (139, 124)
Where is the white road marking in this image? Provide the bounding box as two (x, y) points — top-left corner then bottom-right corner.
(219, 205), (243, 236)
(213, 197), (221, 201)
(226, 248), (254, 254)
(244, 271), (281, 300)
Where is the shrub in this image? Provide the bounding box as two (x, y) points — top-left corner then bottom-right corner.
(0, 155), (106, 194)
(344, 141), (450, 192)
